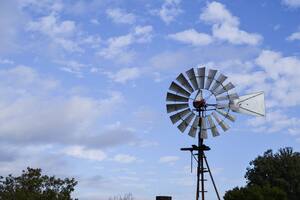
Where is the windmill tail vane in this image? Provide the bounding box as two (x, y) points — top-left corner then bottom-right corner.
(165, 66), (265, 200)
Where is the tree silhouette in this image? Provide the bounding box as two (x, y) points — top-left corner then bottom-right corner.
(0, 167), (77, 200)
(224, 147), (300, 200)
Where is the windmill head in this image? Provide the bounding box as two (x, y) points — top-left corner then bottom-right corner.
(166, 67), (266, 139)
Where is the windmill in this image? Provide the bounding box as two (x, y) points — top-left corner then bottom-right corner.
(166, 67), (265, 200)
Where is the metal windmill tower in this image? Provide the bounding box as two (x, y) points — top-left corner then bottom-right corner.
(166, 67), (265, 200)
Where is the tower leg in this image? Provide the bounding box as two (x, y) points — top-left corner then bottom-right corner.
(204, 153), (221, 200)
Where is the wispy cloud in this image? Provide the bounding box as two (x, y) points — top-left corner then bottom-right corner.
(287, 30), (300, 41)
(168, 1), (262, 47)
(159, 156), (180, 164)
(56, 60), (87, 77)
(27, 13), (82, 52)
(168, 29), (213, 46)
(113, 154), (137, 163)
(158, 0), (182, 24)
(63, 145), (107, 161)
(0, 58), (14, 65)
(105, 67), (142, 84)
(247, 109), (300, 135)
(281, 0), (300, 8)
(106, 8), (136, 24)
(0, 66), (140, 150)
(98, 25), (153, 63)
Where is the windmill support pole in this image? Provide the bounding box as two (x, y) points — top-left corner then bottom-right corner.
(196, 140), (200, 200)
(196, 138), (206, 200)
(200, 138), (205, 200)
(196, 110), (205, 200)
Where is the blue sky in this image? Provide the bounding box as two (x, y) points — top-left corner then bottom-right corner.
(1, 0), (300, 199)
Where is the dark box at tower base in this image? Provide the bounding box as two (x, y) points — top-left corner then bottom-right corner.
(156, 196), (171, 200)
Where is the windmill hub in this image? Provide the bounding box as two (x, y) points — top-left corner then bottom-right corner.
(193, 99), (206, 109)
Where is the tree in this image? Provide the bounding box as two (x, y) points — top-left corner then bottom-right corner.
(224, 147), (300, 200)
(224, 185), (287, 200)
(0, 167), (78, 200)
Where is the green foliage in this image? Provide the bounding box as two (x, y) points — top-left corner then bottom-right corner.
(224, 185), (287, 200)
(0, 167), (78, 200)
(224, 147), (300, 200)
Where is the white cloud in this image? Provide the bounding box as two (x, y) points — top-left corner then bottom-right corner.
(159, 0), (182, 24)
(255, 50), (300, 79)
(20, 0), (64, 13)
(56, 60), (87, 77)
(90, 18), (100, 25)
(113, 154), (137, 163)
(282, 0), (300, 8)
(28, 14), (75, 38)
(106, 8), (136, 24)
(287, 31), (300, 41)
(255, 50), (300, 107)
(200, 1), (262, 45)
(98, 34), (134, 62)
(212, 23), (262, 45)
(168, 29), (213, 46)
(200, 1), (239, 26)
(0, 58), (14, 65)
(247, 110), (300, 135)
(0, 66), (138, 149)
(134, 25), (153, 43)
(106, 67), (142, 83)
(273, 24), (281, 31)
(27, 14), (82, 52)
(63, 145), (107, 161)
(159, 156), (179, 164)
(98, 25), (153, 63)
(79, 35), (102, 48)
(0, 65), (58, 90)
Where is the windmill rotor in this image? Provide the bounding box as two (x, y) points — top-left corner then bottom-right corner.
(167, 67), (234, 138)
(166, 66), (266, 139)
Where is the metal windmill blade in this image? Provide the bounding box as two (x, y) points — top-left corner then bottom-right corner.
(214, 82), (235, 96)
(197, 67), (206, 89)
(210, 73), (227, 93)
(166, 103), (189, 113)
(216, 109), (236, 122)
(166, 92), (189, 102)
(212, 112), (230, 131)
(200, 117), (208, 139)
(205, 69), (217, 90)
(186, 68), (199, 90)
(176, 73), (194, 93)
(169, 81), (191, 97)
(207, 115), (219, 137)
(216, 93), (239, 101)
(177, 113), (195, 133)
(216, 103), (230, 109)
(169, 108), (192, 124)
(188, 116), (199, 137)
